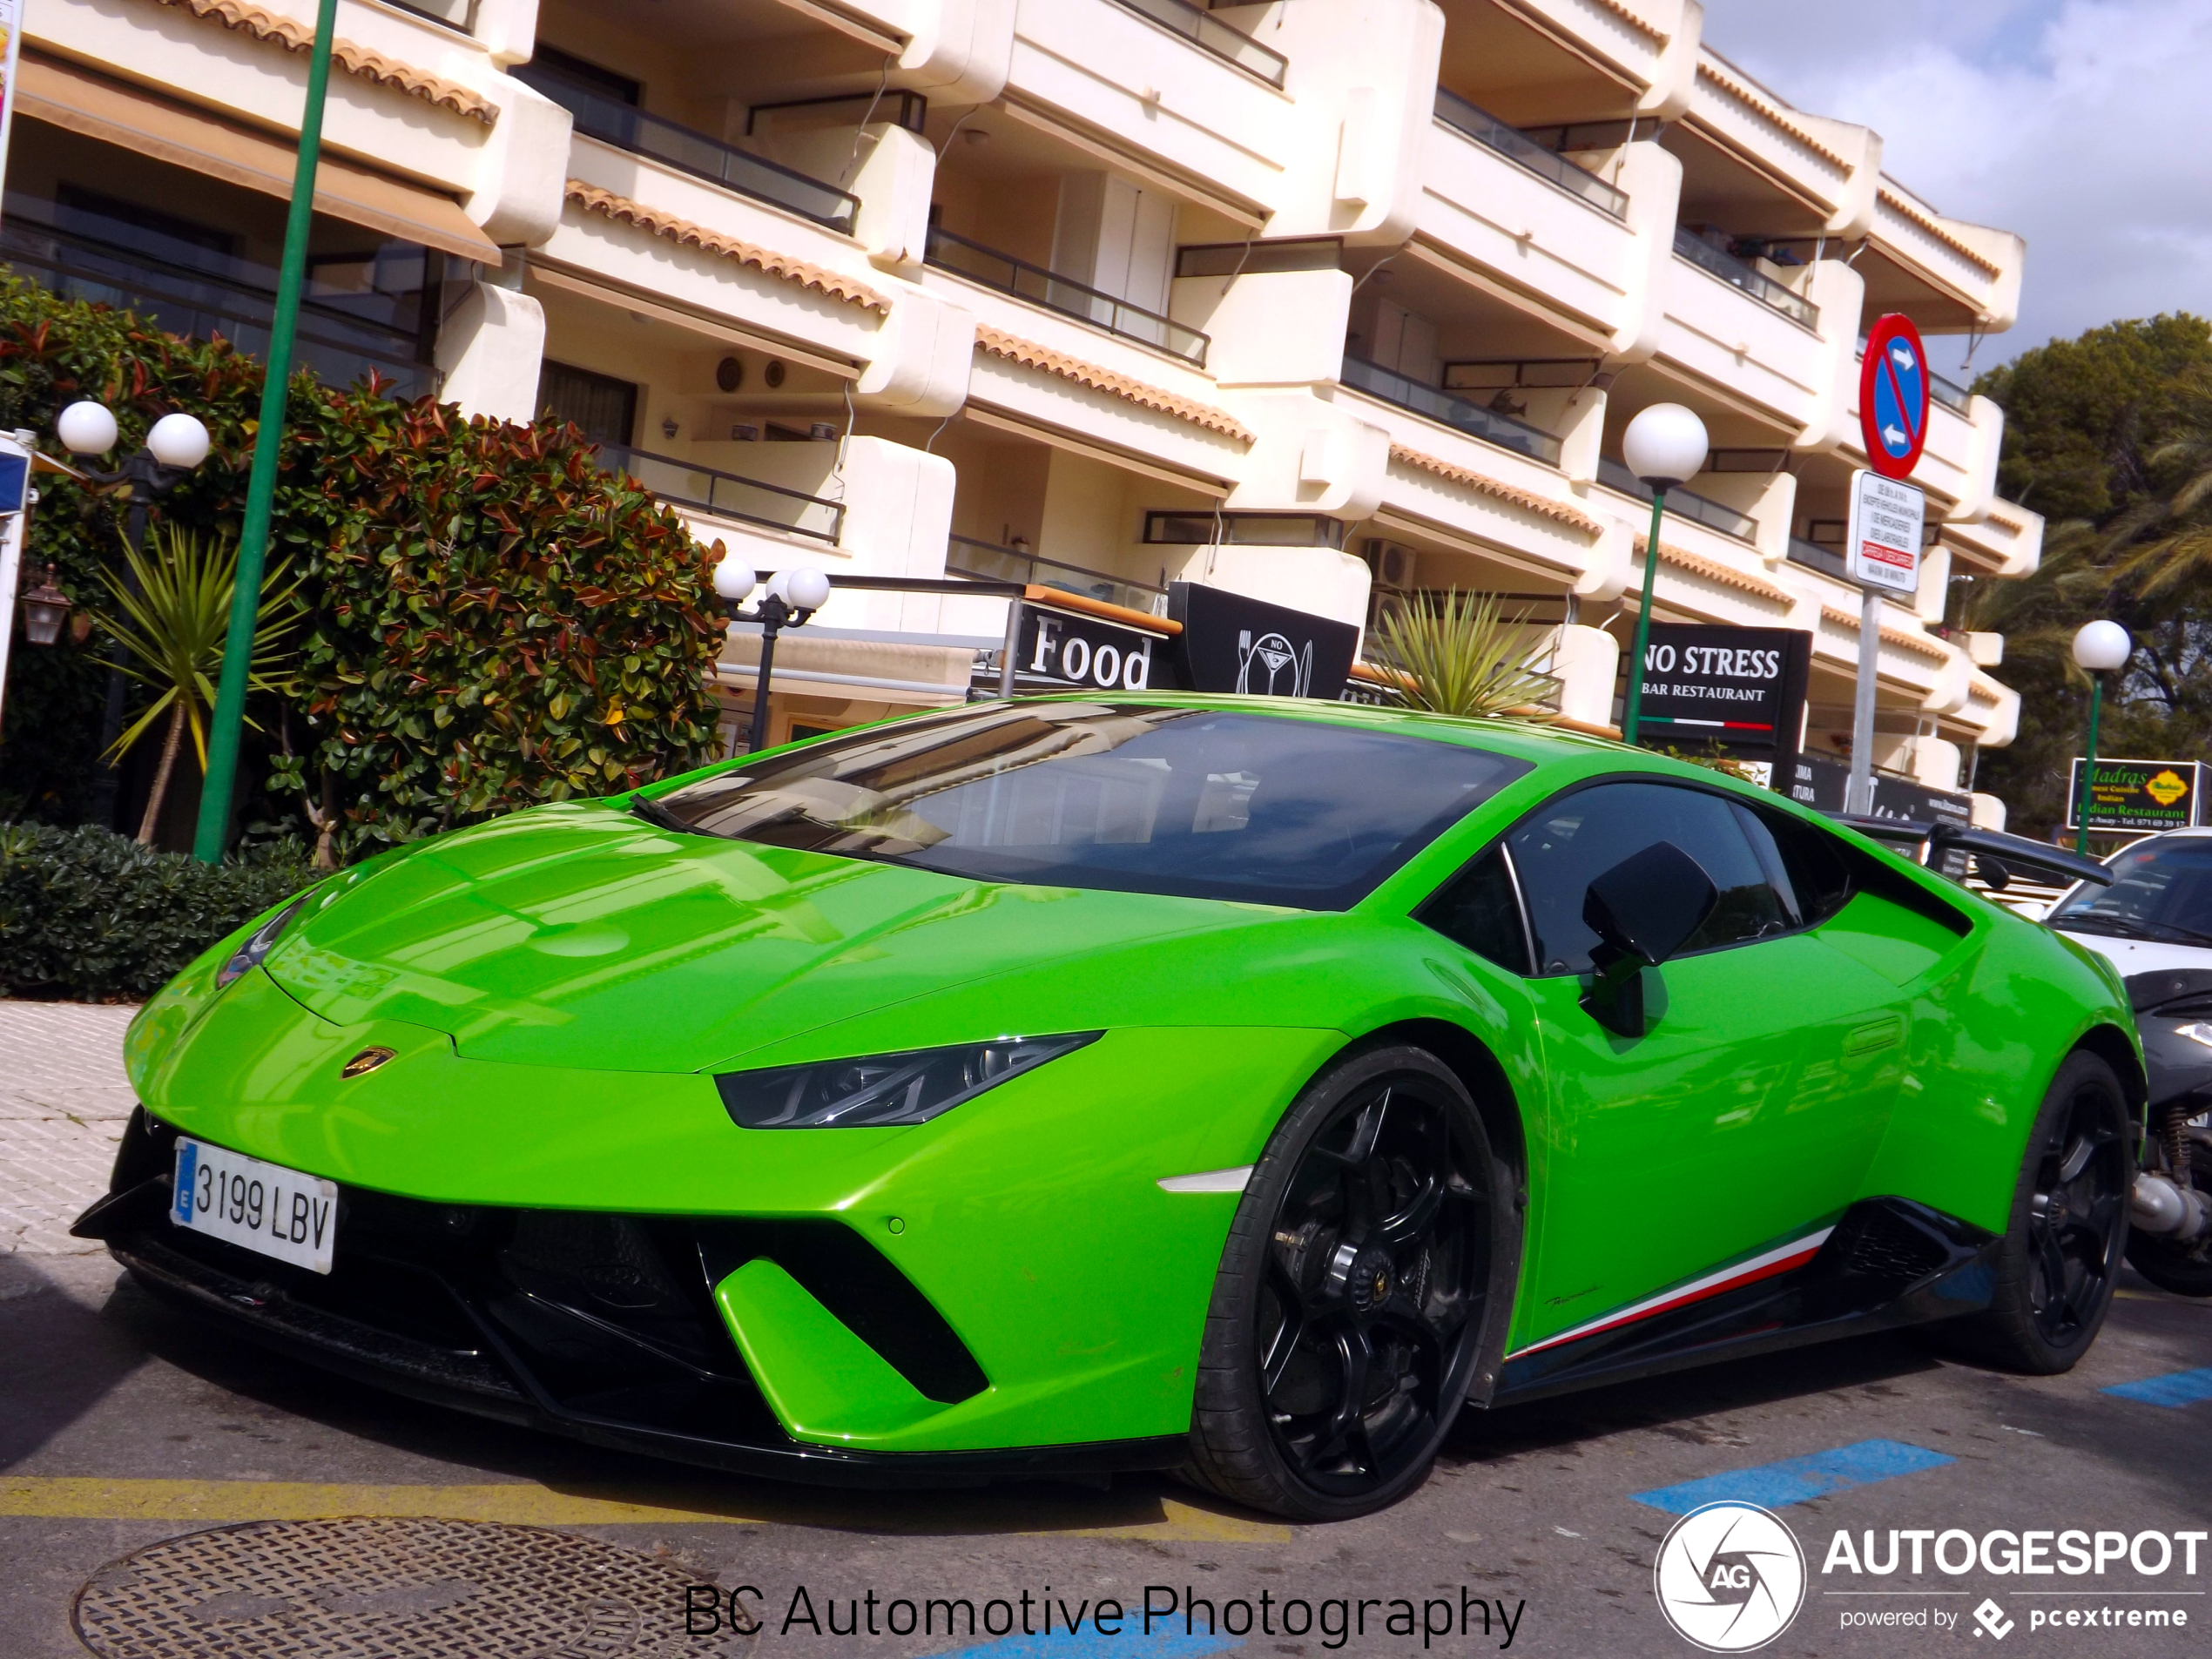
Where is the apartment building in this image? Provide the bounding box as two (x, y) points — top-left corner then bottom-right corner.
(17, 0), (2039, 806)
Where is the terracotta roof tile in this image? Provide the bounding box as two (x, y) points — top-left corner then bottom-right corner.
(1387, 445), (1602, 536)
(1634, 535), (1793, 604)
(1877, 186), (2001, 279)
(151, 0), (497, 125)
(565, 183), (888, 313)
(1819, 603), (1952, 661)
(973, 325), (1254, 442)
(1696, 59), (1847, 170)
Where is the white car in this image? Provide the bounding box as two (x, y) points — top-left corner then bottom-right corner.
(2044, 827), (2212, 1298)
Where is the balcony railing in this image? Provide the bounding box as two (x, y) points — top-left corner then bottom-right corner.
(1341, 354), (1563, 465)
(516, 62), (858, 233)
(596, 444), (844, 543)
(925, 226), (1209, 366)
(1432, 89), (1628, 220)
(2, 213), (433, 397)
(1787, 536), (1849, 580)
(1672, 228), (1818, 329)
(1597, 458), (1759, 542)
(388, 0), (476, 31)
(1109, 0), (1287, 87)
(1857, 337), (1973, 415)
(948, 534), (1168, 617)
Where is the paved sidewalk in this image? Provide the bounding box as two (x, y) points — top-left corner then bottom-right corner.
(0, 1001), (138, 1258)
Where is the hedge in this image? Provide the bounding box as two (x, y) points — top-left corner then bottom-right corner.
(0, 822), (313, 1000)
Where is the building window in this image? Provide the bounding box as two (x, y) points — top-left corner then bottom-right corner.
(1142, 511), (1347, 549)
(540, 361), (638, 448)
(530, 46), (640, 106)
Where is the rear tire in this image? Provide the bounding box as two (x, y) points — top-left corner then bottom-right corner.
(1925, 1051), (2130, 1373)
(1184, 1045), (1513, 1521)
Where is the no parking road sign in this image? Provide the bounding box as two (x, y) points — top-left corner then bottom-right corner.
(1861, 313), (1931, 480)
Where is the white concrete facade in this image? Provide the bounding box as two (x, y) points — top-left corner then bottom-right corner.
(25, 0), (2040, 776)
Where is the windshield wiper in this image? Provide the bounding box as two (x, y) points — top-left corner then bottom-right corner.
(628, 793), (698, 834)
(2052, 914), (2212, 948)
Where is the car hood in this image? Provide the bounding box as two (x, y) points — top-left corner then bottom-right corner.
(262, 801), (1269, 1073)
(2046, 927), (2212, 983)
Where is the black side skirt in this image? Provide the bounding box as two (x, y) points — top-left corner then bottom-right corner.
(1488, 1197), (1999, 1408)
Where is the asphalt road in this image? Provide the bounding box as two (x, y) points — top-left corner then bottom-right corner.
(3, 1247), (2207, 1659)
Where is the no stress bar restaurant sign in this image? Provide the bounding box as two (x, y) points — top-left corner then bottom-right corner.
(1632, 624), (1812, 766)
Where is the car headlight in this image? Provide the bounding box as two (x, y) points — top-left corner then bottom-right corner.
(214, 894), (312, 988)
(717, 1033), (1101, 1130)
(2178, 1022), (2212, 1050)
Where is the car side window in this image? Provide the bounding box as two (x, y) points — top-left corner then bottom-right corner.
(1419, 847), (1532, 975)
(1750, 804), (1854, 925)
(1506, 782), (1794, 976)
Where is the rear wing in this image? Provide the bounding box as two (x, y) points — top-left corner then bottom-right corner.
(1834, 817), (2113, 894)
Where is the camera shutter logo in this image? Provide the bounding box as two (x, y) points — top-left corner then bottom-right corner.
(1652, 1501), (1805, 1651)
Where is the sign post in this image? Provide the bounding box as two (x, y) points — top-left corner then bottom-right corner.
(1844, 314), (1933, 816)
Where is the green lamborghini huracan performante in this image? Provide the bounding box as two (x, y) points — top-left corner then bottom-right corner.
(78, 697), (2143, 1520)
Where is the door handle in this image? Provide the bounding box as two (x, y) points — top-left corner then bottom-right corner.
(1844, 1015), (1905, 1055)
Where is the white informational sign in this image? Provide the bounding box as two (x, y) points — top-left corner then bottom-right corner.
(1845, 468), (1926, 594)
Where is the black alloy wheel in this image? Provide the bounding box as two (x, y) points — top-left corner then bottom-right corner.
(1929, 1051), (2130, 1373)
(1185, 1046), (1512, 1521)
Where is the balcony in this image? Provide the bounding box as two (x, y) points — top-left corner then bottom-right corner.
(1, 211), (434, 397)
(1672, 227), (1818, 330)
(925, 226), (1208, 366)
(1596, 458), (1758, 542)
(1787, 535), (1848, 581)
(1342, 355), (1563, 466)
(515, 61), (858, 233)
(1109, 0), (1287, 86)
(596, 444), (844, 543)
(1432, 90), (1626, 219)
(948, 534), (1167, 616)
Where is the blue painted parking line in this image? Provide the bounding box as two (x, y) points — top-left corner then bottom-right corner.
(933, 1634), (1238, 1658)
(2102, 1366), (2212, 1408)
(1630, 1438), (1956, 1514)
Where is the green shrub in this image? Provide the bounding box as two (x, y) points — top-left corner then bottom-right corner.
(0, 275), (726, 856)
(0, 821), (313, 1000)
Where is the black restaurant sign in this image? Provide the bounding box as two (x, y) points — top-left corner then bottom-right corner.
(1014, 603), (1175, 691)
(1634, 625), (1812, 759)
(2066, 758), (2203, 833)
(1168, 582), (1359, 701)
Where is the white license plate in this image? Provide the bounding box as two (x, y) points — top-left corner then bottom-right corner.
(170, 1138), (338, 1274)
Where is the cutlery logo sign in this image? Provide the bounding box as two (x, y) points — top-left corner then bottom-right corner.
(1235, 629), (1312, 697)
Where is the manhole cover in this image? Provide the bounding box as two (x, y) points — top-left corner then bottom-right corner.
(72, 1516), (735, 1658)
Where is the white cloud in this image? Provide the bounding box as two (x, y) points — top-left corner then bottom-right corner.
(1699, 0), (2212, 373)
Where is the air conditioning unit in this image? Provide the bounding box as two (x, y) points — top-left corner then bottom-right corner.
(1378, 543), (1415, 590)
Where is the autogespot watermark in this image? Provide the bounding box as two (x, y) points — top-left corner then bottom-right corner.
(1818, 1526), (2206, 1642)
(1653, 1501), (1808, 1652)
(679, 1582), (1529, 1649)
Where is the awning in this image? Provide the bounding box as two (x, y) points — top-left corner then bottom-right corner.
(17, 55), (502, 265)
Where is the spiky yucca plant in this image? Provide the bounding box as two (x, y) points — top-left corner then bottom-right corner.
(1367, 590), (1560, 719)
(92, 524), (299, 846)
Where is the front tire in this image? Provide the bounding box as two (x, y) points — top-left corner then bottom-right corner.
(1184, 1046), (1513, 1521)
(1927, 1051), (2131, 1372)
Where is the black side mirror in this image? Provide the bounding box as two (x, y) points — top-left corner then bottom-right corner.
(1579, 840), (1718, 1036)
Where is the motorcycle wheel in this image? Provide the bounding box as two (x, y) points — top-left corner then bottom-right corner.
(2126, 1118), (2212, 1298)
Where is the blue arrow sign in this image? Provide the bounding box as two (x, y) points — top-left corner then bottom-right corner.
(1871, 335), (1924, 461)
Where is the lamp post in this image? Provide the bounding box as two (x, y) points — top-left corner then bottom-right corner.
(57, 400), (214, 830)
(1618, 402), (1710, 746)
(2071, 619), (2130, 856)
(715, 560), (830, 752)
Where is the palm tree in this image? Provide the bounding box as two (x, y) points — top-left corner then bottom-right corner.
(1366, 590), (1560, 719)
(2107, 365), (2212, 597)
(92, 524), (299, 846)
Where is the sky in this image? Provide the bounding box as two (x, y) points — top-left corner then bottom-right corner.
(1696, 0), (2212, 378)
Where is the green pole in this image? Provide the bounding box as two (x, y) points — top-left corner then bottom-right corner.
(1621, 487), (1666, 745)
(193, 0), (339, 863)
(2075, 672), (2103, 857)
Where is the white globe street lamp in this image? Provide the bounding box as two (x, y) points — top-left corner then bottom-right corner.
(2070, 620), (2131, 855)
(57, 400), (119, 456)
(1618, 402), (1710, 745)
(146, 412), (213, 470)
(718, 563), (831, 753)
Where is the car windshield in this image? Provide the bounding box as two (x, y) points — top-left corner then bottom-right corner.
(639, 703), (1530, 910)
(2047, 837), (2212, 947)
